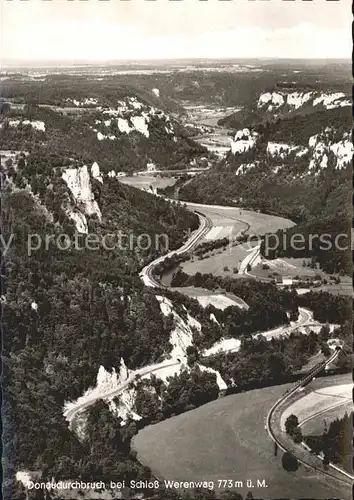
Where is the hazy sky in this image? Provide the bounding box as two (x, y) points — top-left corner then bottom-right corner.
(1, 0), (350, 62)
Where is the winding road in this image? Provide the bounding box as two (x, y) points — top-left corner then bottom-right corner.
(140, 210), (212, 288)
(65, 199), (350, 492)
(65, 208), (212, 425)
(265, 349), (353, 485)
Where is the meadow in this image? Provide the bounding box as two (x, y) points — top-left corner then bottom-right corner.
(133, 376), (351, 499)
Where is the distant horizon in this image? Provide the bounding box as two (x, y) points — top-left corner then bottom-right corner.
(1, 56), (351, 70)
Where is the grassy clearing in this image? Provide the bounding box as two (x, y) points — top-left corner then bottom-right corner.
(170, 286), (248, 310)
(133, 377), (351, 499)
(187, 205), (295, 235)
(250, 257), (319, 279)
(120, 175), (176, 190)
(182, 243), (256, 277)
(249, 258), (352, 296)
(195, 294), (242, 310)
(300, 402), (352, 436)
(280, 383), (352, 432)
(181, 206), (293, 276)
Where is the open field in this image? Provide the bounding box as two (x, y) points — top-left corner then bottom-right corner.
(280, 374), (352, 475)
(133, 375), (351, 499)
(184, 204), (295, 236)
(181, 242), (257, 277)
(280, 382), (352, 432)
(194, 294), (242, 310)
(300, 401), (352, 436)
(119, 175), (176, 190)
(249, 257), (320, 279)
(179, 203), (294, 275)
(317, 282), (353, 296)
(170, 286), (248, 310)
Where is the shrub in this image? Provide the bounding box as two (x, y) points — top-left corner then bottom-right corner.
(282, 451), (299, 472)
(285, 414), (299, 436)
(292, 426), (303, 443)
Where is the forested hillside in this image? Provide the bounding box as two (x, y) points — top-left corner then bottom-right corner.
(0, 79), (209, 174)
(180, 92), (351, 274)
(2, 64), (351, 499)
(1, 147), (203, 497)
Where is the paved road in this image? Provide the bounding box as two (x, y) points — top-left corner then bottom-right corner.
(65, 210), (212, 425)
(140, 210), (212, 287)
(65, 359), (181, 423)
(265, 350), (353, 487)
(65, 197), (340, 489)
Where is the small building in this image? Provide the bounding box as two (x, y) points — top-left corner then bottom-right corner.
(282, 276), (293, 286)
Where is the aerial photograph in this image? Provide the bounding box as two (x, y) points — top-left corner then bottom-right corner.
(1, 0), (352, 499)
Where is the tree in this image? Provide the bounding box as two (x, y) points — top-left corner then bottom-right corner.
(292, 426), (303, 444)
(285, 414), (299, 436)
(323, 454), (330, 469)
(282, 451), (299, 472)
(319, 324), (330, 341)
(321, 343), (331, 357)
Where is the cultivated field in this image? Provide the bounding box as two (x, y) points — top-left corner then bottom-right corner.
(180, 204), (294, 276)
(181, 243), (257, 277)
(249, 257), (319, 279)
(280, 374), (352, 474)
(300, 402), (352, 436)
(280, 381), (352, 432)
(183, 204), (295, 237)
(133, 376), (351, 499)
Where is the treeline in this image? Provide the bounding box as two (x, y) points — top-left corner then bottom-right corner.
(133, 366), (219, 422)
(0, 99), (208, 173)
(297, 291), (351, 324)
(253, 107), (351, 146)
(304, 411), (352, 470)
(202, 331), (323, 390)
(171, 269), (299, 335)
(194, 236), (230, 256)
(218, 91), (350, 134)
(153, 252), (191, 279)
(1, 152), (201, 490)
(261, 213), (351, 275)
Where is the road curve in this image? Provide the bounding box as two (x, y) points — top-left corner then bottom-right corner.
(265, 349), (353, 485)
(65, 210), (212, 425)
(66, 198), (348, 494)
(140, 210), (212, 288)
(65, 359), (181, 423)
